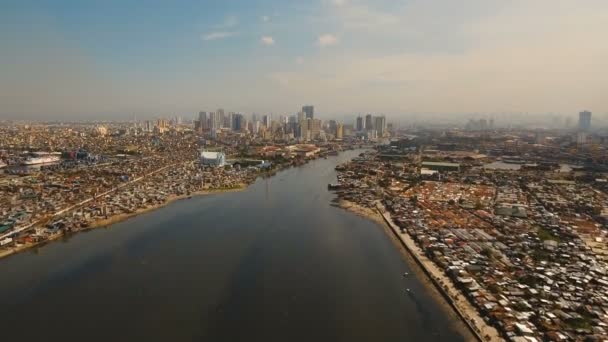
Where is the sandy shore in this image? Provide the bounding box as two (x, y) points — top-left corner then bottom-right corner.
(338, 199), (500, 342)
(0, 185), (247, 260)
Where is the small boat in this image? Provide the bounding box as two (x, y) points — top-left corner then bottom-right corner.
(406, 288), (411, 293)
(327, 183), (342, 190)
(403, 272), (409, 276)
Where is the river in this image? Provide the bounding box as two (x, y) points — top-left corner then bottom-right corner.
(0, 150), (468, 341)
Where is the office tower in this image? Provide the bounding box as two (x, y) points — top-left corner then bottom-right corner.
(374, 116), (386, 137)
(365, 114), (374, 131)
(328, 120), (338, 135)
(297, 111), (305, 123)
(336, 123), (343, 139)
(210, 112), (222, 131)
(310, 118), (322, 139)
(216, 109), (225, 128)
(302, 105), (314, 119)
(299, 120), (309, 140)
(226, 112), (235, 130)
(579, 110), (592, 131)
(232, 113), (244, 131)
(356, 116), (365, 132)
(263, 114), (271, 128)
(198, 112), (208, 130)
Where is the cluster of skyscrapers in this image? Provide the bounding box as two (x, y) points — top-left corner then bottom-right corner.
(193, 105), (355, 141)
(355, 114), (387, 139)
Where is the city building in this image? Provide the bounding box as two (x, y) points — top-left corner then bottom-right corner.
(374, 116), (386, 137)
(302, 105), (314, 119)
(200, 151), (226, 168)
(263, 115), (271, 128)
(365, 114), (374, 132)
(336, 123), (343, 139)
(233, 113), (244, 132)
(356, 116), (365, 132)
(421, 161), (460, 172)
(579, 110), (592, 131)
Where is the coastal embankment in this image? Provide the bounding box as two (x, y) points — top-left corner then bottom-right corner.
(339, 199), (501, 342)
(0, 185), (246, 260)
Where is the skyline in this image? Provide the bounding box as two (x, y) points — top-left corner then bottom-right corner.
(1, 0), (608, 120)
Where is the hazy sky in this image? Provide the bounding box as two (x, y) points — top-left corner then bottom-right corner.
(1, 0), (607, 120)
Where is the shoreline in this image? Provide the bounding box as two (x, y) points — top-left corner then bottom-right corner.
(338, 199), (499, 342)
(0, 185), (247, 261)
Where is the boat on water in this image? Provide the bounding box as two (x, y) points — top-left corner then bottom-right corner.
(327, 183), (342, 190)
(22, 155), (61, 165)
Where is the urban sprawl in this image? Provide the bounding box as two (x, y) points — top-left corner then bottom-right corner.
(2, 108), (608, 341)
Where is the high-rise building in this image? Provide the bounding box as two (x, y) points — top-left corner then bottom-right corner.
(233, 113), (244, 132)
(210, 112), (221, 131)
(579, 110), (592, 131)
(365, 114), (374, 131)
(302, 105), (314, 119)
(198, 112), (208, 130)
(356, 116), (365, 132)
(225, 112), (235, 130)
(374, 116), (386, 137)
(328, 120), (338, 135)
(216, 109), (225, 128)
(336, 123), (343, 139)
(310, 118), (322, 139)
(262, 115), (271, 128)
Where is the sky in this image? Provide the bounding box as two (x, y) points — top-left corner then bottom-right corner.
(0, 0), (607, 121)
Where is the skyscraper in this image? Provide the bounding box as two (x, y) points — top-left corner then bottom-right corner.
(302, 105), (314, 119)
(263, 114), (271, 128)
(233, 113), (244, 132)
(374, 116), (386, 137)
(336, 123), (343, 139)
(579, 110), (592, 131)
(356, 116), (365, 132)
(365, 114), (374, 132)
(198, 112), (208, 130)
(210, 112), (221, 131)
(216, 109), (225, 128)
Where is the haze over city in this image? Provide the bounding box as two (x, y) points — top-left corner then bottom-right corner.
(3, 1), (608, 341)
(1, 0), (607, 121)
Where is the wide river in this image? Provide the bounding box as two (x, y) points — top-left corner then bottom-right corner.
(0, 150), (468, 341)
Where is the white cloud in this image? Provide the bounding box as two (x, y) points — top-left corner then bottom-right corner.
(331, 0), (348, 6)
(261, 15), (270, 22)
(202, 32), (236, 41)
(217, 15), (239, 28)
(318, 34), (338, 47)
(261, 36), (275, 46)
(325, 0), (399, 30)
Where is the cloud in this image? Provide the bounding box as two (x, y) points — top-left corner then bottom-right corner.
(202, 31), (236, 41)
(329, 0), (400, 30)
(261, 15), (270, 22)
(318, 34), (338, 47)
(217, 15), (238, 29)
(261, 36), (275, 45)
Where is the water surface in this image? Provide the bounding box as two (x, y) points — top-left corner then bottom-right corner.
(0, 150), (467, 341)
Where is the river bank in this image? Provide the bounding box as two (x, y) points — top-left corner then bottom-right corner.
(0, 185), (247, 261)
(338, 199), (496, 342)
